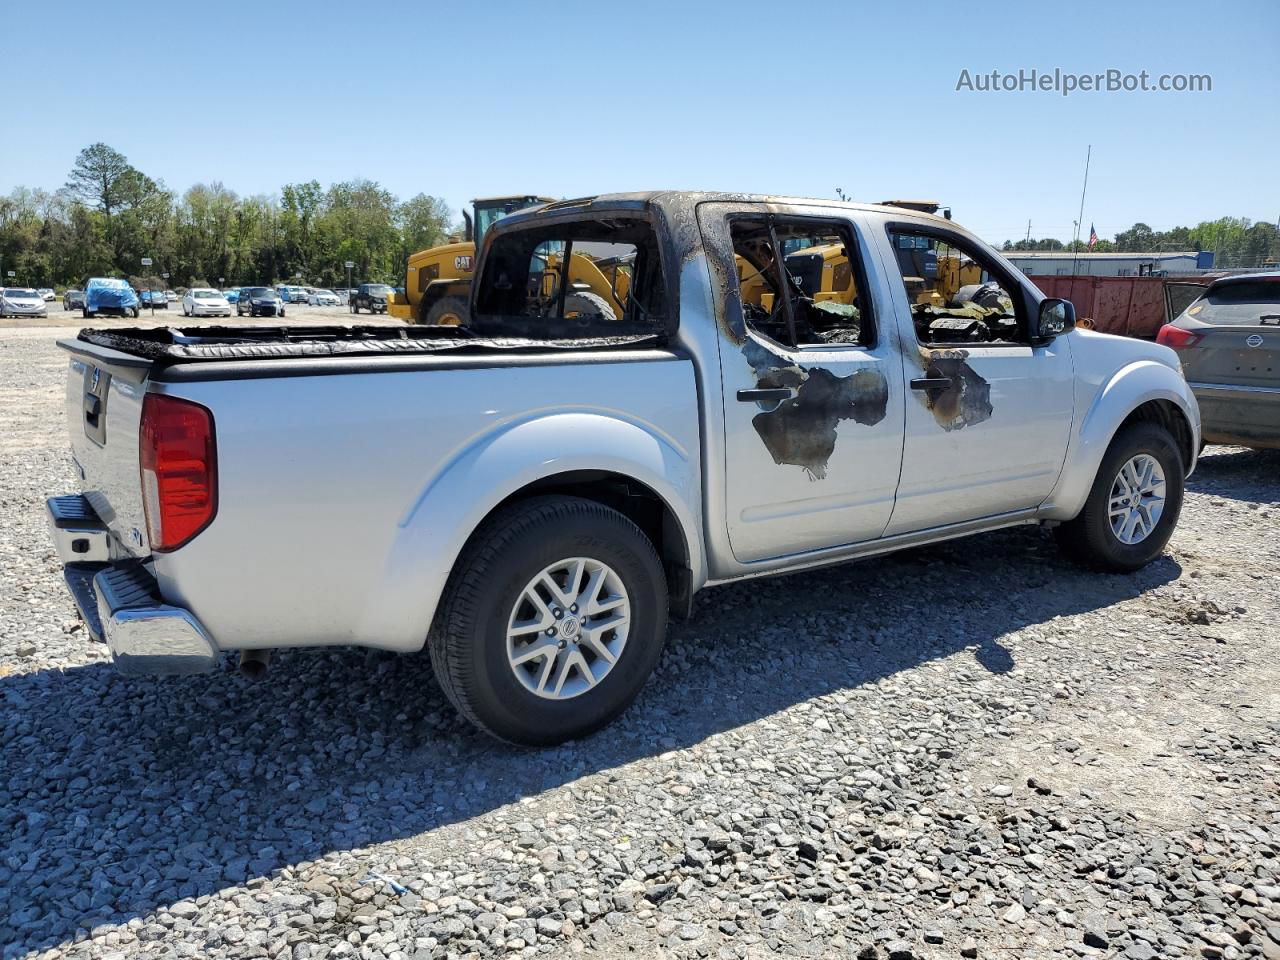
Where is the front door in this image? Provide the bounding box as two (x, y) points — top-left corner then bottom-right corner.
(699, 204), (906, 564)
(879, 223), (1075, 534)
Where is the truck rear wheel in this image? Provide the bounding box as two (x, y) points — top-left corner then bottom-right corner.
(429, 496), (668, 745)
(1054, 422), (1184, 572)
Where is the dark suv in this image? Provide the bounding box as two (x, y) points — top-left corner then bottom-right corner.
(349, 283), (392, 314)
(237, 286), (286, 318)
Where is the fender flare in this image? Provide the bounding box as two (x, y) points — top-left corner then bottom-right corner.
(1041, 360), (1200, 520)
(354, 411), (705, 651)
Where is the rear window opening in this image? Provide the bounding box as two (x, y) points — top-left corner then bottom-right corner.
(472, 217), (667, 340)
(1186, 281), (1280, 326)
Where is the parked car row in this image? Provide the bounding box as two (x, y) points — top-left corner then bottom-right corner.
(214, 285), (349, 308)
(15, 279), (388, 320)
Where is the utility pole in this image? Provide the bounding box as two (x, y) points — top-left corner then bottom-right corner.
(1025, 219), (1032, 245)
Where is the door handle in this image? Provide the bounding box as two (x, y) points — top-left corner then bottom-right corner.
(910, 377), (953, 391)
(737, 387), (794, 403)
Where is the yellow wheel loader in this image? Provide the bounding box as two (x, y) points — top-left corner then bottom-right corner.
(389, 195), (625, 325)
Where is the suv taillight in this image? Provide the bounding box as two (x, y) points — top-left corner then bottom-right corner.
(140, 394), (217, 552)
(1156, 324), (1203, 350)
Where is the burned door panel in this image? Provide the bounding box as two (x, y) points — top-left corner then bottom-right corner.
(744, 339), (889, 478)
(697, 200), (907, 564)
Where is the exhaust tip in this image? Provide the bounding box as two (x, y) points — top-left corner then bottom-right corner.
(239, 649), (271, 680)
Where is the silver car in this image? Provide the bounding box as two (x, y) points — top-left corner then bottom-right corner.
(1161, 273), (1280, 449)
(0, 287), (48, 318)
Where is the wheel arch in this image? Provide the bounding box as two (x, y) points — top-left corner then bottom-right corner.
(1041, 360), (1200, 521)
(486, 469), (697, 619)
(354, 412), (705, 650)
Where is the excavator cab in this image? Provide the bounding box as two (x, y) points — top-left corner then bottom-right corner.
(467, 196), (555, 251)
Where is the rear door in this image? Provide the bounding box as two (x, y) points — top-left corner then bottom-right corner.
(698, 202), (906, 563)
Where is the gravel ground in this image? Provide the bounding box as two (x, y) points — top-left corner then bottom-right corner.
(2, 323), (1278, 960)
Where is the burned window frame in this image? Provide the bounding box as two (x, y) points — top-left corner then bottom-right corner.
(726, 214), (878, 352)
(471, 214), (671, 341)
(885, 222), (1036, 348)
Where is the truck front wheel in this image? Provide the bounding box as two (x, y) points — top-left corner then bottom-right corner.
(429, 496), (668, 745)
(1054, 422), (1184, 572)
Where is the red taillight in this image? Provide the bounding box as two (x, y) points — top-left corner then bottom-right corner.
(139, 393), (217, 552)
(1156, 324), (1203, 350)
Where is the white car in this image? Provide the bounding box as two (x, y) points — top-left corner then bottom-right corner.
(38, 288), (56, 301)
(181, 288), (232, 318)
(307, 288), (340, 306)
(0, 288), (48, 318)
(164, 290), (178, 302)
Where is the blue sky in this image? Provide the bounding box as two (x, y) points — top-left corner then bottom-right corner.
(6, 0), (1277, 245)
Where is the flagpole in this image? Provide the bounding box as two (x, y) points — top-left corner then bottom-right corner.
(1070, 145), (1092, 277)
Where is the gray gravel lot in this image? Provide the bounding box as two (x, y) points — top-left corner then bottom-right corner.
(1, 321), (1278, 960)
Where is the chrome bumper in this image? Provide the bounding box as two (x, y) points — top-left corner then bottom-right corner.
(49, 495), (218, 676)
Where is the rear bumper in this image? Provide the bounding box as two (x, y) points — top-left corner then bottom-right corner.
(49, 495), (218, 675)
(1189, 381), (1280, 449)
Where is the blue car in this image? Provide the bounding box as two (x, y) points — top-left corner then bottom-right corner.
(139, 290), (169, 310)
(223, 288), (241, 303)
(83, 278), (140, 319)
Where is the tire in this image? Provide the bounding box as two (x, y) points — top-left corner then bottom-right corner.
(429, 496), (668, 746)
(130, 307), (139, 319)
(351, 303), (359, 314)
(1054, 422), (1184, 572)
(424, 295), (469, 326)
(562, 291), (617, 324)
(83, 308), (92, 319)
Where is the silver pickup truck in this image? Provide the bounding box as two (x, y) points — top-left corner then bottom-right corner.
(48, 192), (1200, 744)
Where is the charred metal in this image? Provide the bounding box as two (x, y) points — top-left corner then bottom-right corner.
(743, 339), (889, 479)
(916, 348), (993, 431)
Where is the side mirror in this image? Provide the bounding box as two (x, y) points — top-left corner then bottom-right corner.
(1036, 298), (1075, 341)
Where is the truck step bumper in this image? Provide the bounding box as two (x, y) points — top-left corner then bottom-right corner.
(48, 496), (218, 676)
(94, 565), (219, 676)
(47, 494), (111, 564)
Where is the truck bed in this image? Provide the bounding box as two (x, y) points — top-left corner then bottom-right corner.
(74, 324), (662, 365)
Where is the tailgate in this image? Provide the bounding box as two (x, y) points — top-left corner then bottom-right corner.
(1182, 325), (1279, 389)
(59, 339), (155, 558)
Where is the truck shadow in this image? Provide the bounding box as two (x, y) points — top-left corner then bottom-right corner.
(0, 525), (1180, 956)
(1187, 446), (1279, 506)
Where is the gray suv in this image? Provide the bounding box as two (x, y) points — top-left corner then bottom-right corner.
(1160, 273), (1280, 449)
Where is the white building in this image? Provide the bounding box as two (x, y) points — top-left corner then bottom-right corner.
(1004, 251), (1212, 277)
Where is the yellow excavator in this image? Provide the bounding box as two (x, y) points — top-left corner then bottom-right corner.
(389, 194), (626, 325)
(736, 200), (980, 312)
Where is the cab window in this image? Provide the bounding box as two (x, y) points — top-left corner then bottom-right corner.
(889, 228), (1026, 345)
(729, 218), (873, 349)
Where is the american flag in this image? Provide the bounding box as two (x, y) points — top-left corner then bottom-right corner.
(1088, 223), (1098, 249)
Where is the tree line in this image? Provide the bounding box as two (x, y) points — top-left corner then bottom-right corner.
(1001, 217), (1280, 267)
(0, 143), (455, 290)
